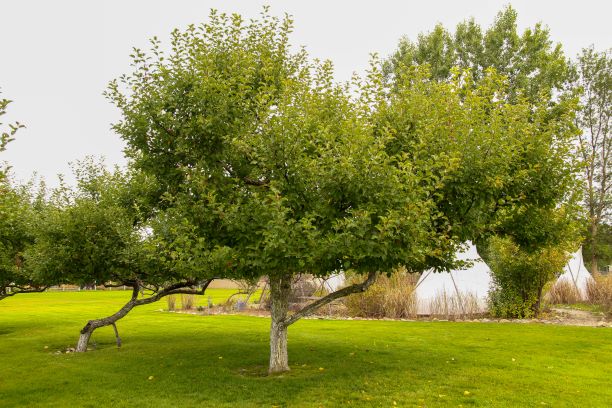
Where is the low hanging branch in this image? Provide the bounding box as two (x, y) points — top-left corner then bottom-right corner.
(0, 285), (48, 301)
(75, 279), (215, 352)
(282, 271), (378, 327)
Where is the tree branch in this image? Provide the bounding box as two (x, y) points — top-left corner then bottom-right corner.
(282, 271), (378, 327)
(0, 285), (48, 301)
(80, 279), (215, 334)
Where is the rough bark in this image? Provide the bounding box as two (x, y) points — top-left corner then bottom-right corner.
(267, 271), (378, 374)
(268, 274), (291, 374)
(591, 222), (599, 275)
(75, 279), (214, 352)
(0, 285), (47, 301)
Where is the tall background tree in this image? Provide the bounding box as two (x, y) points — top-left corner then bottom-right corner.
(384, 6), (584, 314)
(384, 6), (571, 105)
(573, 46), (612, 274)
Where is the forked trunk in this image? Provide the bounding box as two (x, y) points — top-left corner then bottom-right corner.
(268, 274), (291, 374)
(74, 280), (214, 353)
(265, 271), (377, 375)
(75, 303), (133, 352)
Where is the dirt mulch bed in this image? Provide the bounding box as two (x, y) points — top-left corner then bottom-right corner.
(164, 305), (611, 327)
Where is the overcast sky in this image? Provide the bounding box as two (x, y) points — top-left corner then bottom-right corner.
(1, 0), (610, 186)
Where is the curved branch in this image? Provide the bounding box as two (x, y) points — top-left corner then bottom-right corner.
(76, 279), (215, 351)
(0, 285), (48, 301)
(283, 271), (378, 327)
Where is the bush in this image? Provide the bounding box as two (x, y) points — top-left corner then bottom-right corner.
(345, 269), (417, 318)
(181, 294), (195, 310)
(587, 274), (612, 315)
(486, 236), (570, 317)
(166, 295), (177, 311)
(488, 286), (536, 318)
(547, 279), (581, 305)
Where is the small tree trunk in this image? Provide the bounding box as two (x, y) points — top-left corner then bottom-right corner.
(75, 298), (136, 352)
(532, 285), (544, 317)
(76, 327), (93, 352)
(268, 274), (291, 374)
(591, 222), (599, 275)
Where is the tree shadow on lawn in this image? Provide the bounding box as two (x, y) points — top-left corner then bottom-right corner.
(49, 320), (474, 406)
(10, 315), (611, 406)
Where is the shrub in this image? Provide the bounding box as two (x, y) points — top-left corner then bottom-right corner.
(488, 286), (536, 318)
(486, 236), (570, 317)
(166, 295), (176, 311)
(181, 294), (195, 310)
(587, 274), (612, 315)
(345, 269), (417, 318)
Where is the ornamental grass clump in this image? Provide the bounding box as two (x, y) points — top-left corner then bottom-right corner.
(181, 294), (195, 310)
(166, 295), (176, 311)
(428, 291), (482, 320)
(547, 279), (582, 305)
(345, 269), (417, 318)
(587, 274), (612, 315)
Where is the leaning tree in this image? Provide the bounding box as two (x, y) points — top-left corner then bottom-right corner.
(106, 9), (581, 373)
(27, 162), (225, 351)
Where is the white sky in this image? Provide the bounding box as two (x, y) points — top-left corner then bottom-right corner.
(1, 0), (610, 186)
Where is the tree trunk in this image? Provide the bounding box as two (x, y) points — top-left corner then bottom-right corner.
(75, 300), (136, 352)
(532, 285), (544, 317)
(76, 327), (93, 352)
(591, 221), (599, 275)
(268, 274), (291, 374)
(74, 280), (214, 352)
(265, 272), (377, 374)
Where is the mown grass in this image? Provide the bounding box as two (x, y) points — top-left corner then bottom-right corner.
(1, 291), (611, 407)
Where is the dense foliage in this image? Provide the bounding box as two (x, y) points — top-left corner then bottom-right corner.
(384, 6), (572, 105)
(0, 93), (44, 299)
(486, 236), (576, 318)
(103, 7), (584, 372)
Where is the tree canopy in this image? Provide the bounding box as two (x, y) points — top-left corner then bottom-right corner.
(25, 161), (219, 351)
(105, 8), (583, 373)
(384, 6), (572, 104)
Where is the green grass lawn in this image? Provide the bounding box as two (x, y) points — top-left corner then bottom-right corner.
(1, 292), (611, 407)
